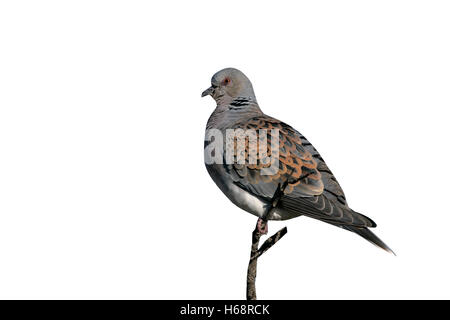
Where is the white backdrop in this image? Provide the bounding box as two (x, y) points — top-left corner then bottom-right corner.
(1, 1), (449, 299)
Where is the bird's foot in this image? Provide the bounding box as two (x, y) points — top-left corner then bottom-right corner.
(257, 218), (268, 235)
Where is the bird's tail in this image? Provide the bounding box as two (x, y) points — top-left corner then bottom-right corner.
(342, 225), (395, 255)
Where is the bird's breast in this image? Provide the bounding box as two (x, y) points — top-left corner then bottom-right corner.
(205, 163), (267, 218)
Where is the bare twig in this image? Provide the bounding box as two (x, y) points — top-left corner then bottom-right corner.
(246, 222), (263, 300)
(254, 226), (287, 260)
(246, 181), (290, 300)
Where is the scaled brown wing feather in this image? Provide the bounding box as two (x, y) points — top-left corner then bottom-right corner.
(224, 115), (324, 201)
(226, 115), (375, 228)
(282, 125), (376, 227)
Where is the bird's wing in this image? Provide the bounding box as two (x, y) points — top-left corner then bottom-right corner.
(279, 128), (376, 227)
(224, 115), (324, 201)
(226, 115), (375, 227)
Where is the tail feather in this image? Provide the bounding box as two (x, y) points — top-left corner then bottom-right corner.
(342, 225), (395, 255)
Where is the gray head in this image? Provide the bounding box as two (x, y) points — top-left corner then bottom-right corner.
(201, 68), (257, 104)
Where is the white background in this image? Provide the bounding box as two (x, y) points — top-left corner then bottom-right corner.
(0, 1), (449, 299)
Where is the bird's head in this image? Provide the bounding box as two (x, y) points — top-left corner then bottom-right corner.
(201, 68), (256, 104)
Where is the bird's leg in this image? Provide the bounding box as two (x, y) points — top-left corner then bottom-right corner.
(257, 218), (268, 235)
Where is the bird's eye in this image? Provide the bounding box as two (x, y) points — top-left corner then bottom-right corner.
(223, 77), (231, 85)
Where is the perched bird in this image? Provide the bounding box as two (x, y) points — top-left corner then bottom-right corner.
(202, 68), (393, 254)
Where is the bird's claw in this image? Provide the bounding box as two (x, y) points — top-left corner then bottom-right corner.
(257, 218), (268, 235)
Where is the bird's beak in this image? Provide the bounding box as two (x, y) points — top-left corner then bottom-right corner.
(201, 86), (214, 98)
